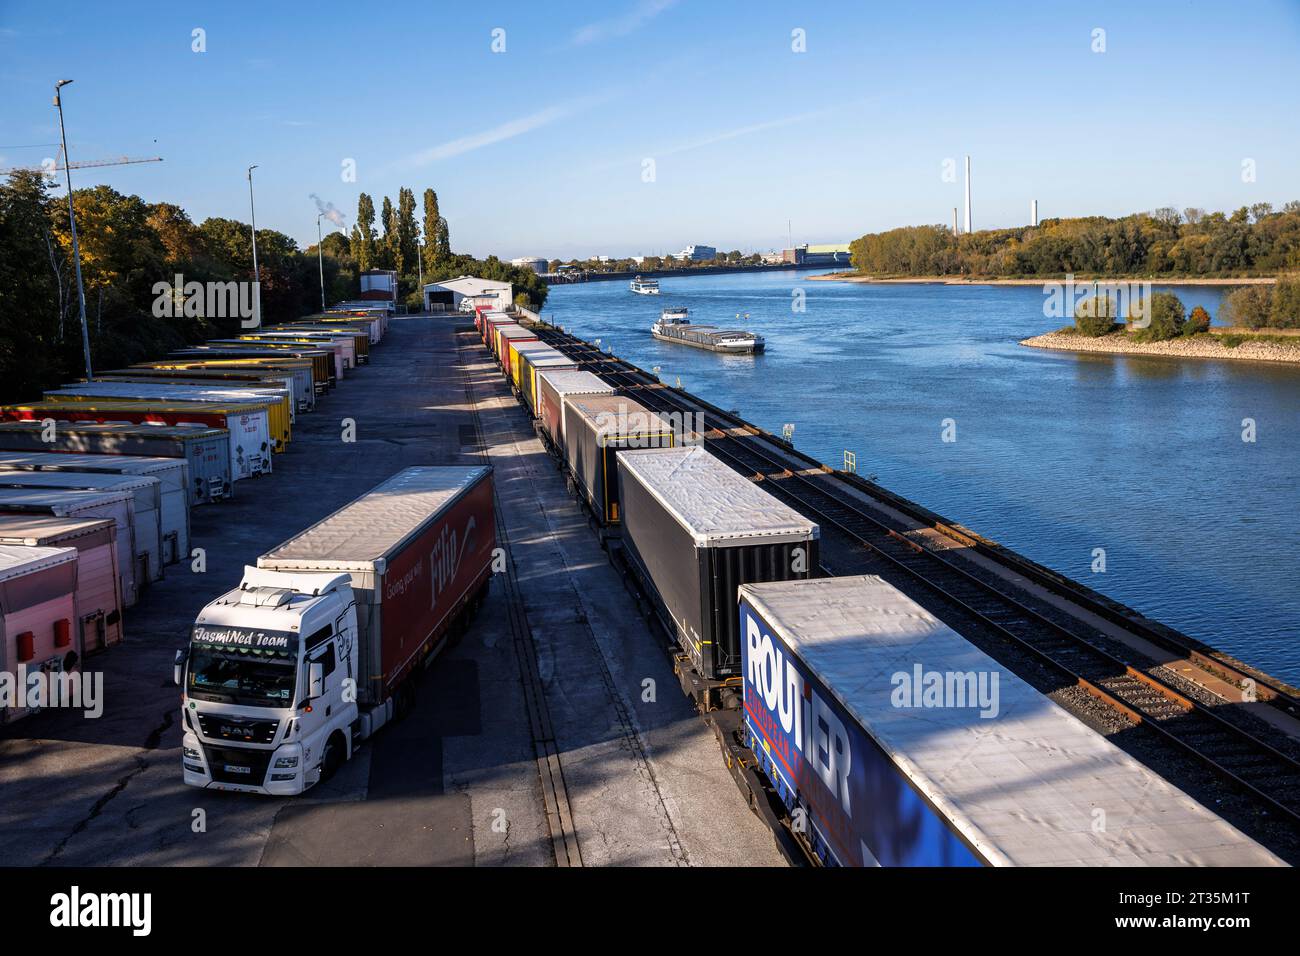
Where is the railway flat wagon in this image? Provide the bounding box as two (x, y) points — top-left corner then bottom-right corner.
(0, 516), (124, 651)
(617, 446), (819, 685)
(0, 401), (272, 479)
(0, 421), (231, 504)
(0, 472), (164, 585)
(535, 369), (615, 453)
(563, 396), (675, 525)
(0, 545), (82, 724)
(0, 487), (139, 607)
(737, 575), (1287, 867)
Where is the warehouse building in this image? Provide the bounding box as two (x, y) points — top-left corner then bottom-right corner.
(423, 276), (513, 313)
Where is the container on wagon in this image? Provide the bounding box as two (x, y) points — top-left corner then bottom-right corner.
(0, 421), (231, 504)
(494, 325), (536, 364)
(737, 575), (1286, 867)
(535, 369), (615, 453)
(0, 487), (138, 607)
(516, 348), (577, 416)
(0, 516), (124, 651)
(176, 466), (496, 795)
(617, 445), (818, 684)
(0, 544), (83, 724)
(0, 401), (273, 478)
(0, 472), (164, 585)
(562, 395), (676, 525)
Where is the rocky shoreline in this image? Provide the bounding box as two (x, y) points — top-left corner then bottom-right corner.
(1019, 331), (1300, 365)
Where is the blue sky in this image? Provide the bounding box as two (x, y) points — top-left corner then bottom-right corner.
(3, 0), (1298, 260)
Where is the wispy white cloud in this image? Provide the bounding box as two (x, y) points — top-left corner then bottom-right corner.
(571, 0), (678, 46)
(399, 95), (608, 168)
(654, 107), (836, 158)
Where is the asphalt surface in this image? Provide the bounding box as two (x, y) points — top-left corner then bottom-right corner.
(0, 314), (785, 867)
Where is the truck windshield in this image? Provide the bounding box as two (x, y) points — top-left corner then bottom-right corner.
(187, 630), (298, 708)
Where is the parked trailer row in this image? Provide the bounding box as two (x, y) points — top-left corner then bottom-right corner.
(0, 452), (190, 566)
(0, 301), (386, 726)
(0, 516), (124, 653)
(0, 421), (231, 504)
(0, 545), (84, 724)
(175, 466), (495, 795)
(478, 319), (1283, 867)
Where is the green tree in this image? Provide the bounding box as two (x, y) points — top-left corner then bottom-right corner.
(1220, 285), (1273, 329)
(1074, 293), (1116, 336)
(378, 195), (397, 271)
(421, 188), (441, 271)
(1268, 277), (1300, 328)
(397, 187), (418, 278)
(1130, 291), (1185, 341)
(352, 193), (376, 271)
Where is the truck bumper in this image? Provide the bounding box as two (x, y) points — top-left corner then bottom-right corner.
(182, 731), (307, 795)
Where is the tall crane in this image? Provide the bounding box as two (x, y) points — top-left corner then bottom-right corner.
(1, 145), (162, 175)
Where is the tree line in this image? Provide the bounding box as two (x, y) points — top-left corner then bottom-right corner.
(0, 172), (547, 404)
(849, 202), (1300, 279)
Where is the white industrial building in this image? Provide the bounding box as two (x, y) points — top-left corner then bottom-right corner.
(423, 275), (513, 313)
(680, 244), (717, 261)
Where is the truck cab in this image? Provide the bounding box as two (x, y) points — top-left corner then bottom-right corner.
(177, 566), (359, 795)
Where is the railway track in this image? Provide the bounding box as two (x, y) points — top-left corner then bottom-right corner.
(531, 326), (1300, 830)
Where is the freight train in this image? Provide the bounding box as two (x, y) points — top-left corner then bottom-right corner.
(476, 311), (1284, 868)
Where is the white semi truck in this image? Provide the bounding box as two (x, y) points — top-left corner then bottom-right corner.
(175, 466), (495, 795)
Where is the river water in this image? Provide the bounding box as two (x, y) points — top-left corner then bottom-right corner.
(546, 270), (1300, 684)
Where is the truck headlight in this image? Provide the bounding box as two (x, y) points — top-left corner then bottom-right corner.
(184, 746), (201, 760)
(273, 756), (299, 769)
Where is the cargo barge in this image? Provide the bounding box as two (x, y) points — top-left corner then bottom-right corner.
(651, 308), (764, 354)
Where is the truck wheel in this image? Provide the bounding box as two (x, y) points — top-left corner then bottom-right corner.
(394, 679), (417, 721)
(320, 731), (346, 782)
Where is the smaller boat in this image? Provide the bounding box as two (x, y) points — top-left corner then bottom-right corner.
(630, 276), (661, 295)
(652, 307), (764, 354)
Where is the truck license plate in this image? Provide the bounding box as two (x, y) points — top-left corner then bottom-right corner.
(224, 765), (251, 775)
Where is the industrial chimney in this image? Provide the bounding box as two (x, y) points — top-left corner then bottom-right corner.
(963, 155), (972, 234)
(952, 207), (959, 237)
(1031, 199), (1039, 227)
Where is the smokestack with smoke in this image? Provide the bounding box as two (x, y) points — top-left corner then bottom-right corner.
(310, 194), (347, 230)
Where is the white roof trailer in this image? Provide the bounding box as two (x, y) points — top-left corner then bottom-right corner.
(0, 452), (190, 566)
(0, 544), (82, 723)
(0, 487), (139, 606)
(0, 515), (125, 651)
(737, 575), (1285, 867)
(0, 472), (165, 586)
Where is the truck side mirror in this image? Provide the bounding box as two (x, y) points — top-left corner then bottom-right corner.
(308, 662), (325, 700)
(173, 648), (188, 687)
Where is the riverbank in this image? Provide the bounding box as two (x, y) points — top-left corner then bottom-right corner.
(1020, 330), (1300, 365)
(811, 273), (1278, 286)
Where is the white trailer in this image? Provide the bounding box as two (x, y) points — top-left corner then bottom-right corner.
(0, 487), (139, 606)
(0, 452), (189, 566)
(0, 472), (165, 585)
(0, 515), (124, 651)
(0, 544), (82, 723)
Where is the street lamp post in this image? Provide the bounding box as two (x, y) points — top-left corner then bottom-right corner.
(316, 213), (327, 312)
(416, 236), (424, 310)
(246, 165), (261, 327)
(53, 79), (93, 381)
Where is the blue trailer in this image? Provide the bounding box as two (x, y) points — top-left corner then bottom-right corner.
(738, 576), (1284, 867)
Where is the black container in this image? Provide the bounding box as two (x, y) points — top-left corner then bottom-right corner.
(617, 446), (819, 680)
(563, 395), (675, 524)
